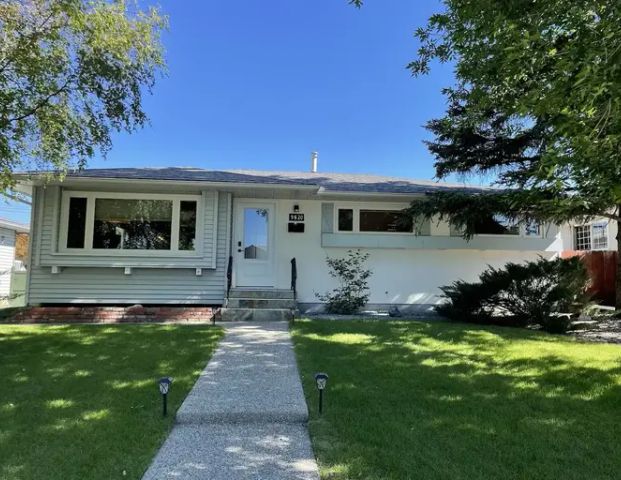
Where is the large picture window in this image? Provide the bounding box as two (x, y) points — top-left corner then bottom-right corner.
(93, 199), (173, 250)
(60, 192), (201, 254)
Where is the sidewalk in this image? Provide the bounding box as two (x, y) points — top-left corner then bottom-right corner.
(142, 322), (320, 480)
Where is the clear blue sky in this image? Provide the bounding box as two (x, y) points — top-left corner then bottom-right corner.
(3, 0), (456, 224)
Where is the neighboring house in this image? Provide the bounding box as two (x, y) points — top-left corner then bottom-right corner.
(558, 218), (618, 254)
(15, 164), (564, 316)
(0, 218), (30, 306)
(558, 218), (618, 306)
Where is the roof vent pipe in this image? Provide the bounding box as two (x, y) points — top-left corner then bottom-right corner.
(311, 151), (318, 173)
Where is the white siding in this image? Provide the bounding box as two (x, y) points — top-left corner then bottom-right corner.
(0, 227), (16, 297)
(28, 187), (230, 304)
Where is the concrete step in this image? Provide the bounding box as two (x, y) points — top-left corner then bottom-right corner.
(219, 308), (294, 322)
(569, 320), (601, 331)
(227, 298), (297, 309)
(229, 288), (294, 300)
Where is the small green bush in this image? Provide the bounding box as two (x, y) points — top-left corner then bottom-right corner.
(316, 249), (372, 314)
(437, 256), (590, 333)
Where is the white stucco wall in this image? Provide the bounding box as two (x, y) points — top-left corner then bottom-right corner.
(249, 198), (560, 308)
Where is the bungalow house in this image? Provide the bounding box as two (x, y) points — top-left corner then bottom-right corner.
(14, 163), (565, 321)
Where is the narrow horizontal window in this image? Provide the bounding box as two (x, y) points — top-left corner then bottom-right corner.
(66, 197), (87, 248)
(359, 210), (412, 233)
(179, 201), (198, 251)
(338, 209), (354, 232)
(473, 215), (519, 235)
(93, 199), (173, 250)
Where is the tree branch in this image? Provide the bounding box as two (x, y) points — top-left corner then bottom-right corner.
(3, 75), (74, 125)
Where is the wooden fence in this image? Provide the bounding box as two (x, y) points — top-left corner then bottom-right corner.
(561, 250), (618, 306)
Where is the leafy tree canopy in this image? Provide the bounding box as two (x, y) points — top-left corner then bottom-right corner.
(0, 0), (166, 190)
(402, 0), (621, 304)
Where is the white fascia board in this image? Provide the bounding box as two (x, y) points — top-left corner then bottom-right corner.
(15, 175), (321, 192)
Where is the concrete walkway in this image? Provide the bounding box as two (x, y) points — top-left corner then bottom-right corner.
(142, 322), (320, 480)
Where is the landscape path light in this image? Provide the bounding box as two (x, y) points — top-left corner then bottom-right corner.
(314, 372), (329, 414)
(158, 377), (173, 417)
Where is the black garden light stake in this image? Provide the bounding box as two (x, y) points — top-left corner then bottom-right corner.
(158, 377), (173, 417)
(314, 372), (328, 414)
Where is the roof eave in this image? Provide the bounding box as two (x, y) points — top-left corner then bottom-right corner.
(14, 174), (321, 192)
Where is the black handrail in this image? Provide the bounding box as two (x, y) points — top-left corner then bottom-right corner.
(290, 257), (297, 300)
(226, 255), (233, 299)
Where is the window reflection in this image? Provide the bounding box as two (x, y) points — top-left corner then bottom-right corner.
(244, 208), (268, 259)
(93, 199), (172, 250)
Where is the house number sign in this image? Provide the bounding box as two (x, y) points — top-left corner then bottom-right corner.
(289, 213), (304, 222)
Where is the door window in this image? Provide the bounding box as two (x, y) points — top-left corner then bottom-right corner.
(243, 208), (269, 259)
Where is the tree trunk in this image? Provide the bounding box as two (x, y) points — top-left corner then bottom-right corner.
(617, 215), (621, 310)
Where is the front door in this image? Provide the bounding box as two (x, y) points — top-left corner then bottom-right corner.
(233, 201), (275, 287)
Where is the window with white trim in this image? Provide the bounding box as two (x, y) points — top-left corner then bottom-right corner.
(336, 207), (429, 235)
(574, 225), (591, 250)
(450, 217), (541, 237)
(574, 222), (608, 250)
(359, 209), (413, 233)
(60, 192), (202, 254)
(473, 215), (519, 235)
(574, 222), (608, 251)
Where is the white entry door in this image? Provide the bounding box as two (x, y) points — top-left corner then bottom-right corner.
(233, 201), (275, 287)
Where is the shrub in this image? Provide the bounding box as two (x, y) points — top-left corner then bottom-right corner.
(436, 256), (590, 333)
(316, 249), (372, 314)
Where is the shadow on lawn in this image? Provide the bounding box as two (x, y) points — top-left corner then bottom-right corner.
(293, 320), (621, 480)
(0, 324), (222, 480)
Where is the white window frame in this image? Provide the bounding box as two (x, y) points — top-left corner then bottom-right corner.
(335, 203), (542, 238)
(473, 215), (524, 238)
(574, 221), (608, 251)
(58, 190), (203, 256)
(334, 203), (421, 235)
(454, 217), (542, 239)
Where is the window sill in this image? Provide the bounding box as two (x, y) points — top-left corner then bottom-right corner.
(41, 260), (216, 270)
(51, 251), (203, 259)
(322, 232), (553, 251)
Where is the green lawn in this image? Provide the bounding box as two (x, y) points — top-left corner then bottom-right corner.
(0, 324), (223, 480)
(292, 319), (621, 480)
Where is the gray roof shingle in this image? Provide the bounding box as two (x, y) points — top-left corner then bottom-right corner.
(54, 167), (490, 195)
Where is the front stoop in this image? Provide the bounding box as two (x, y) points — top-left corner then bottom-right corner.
(220, 288), (297, 321)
